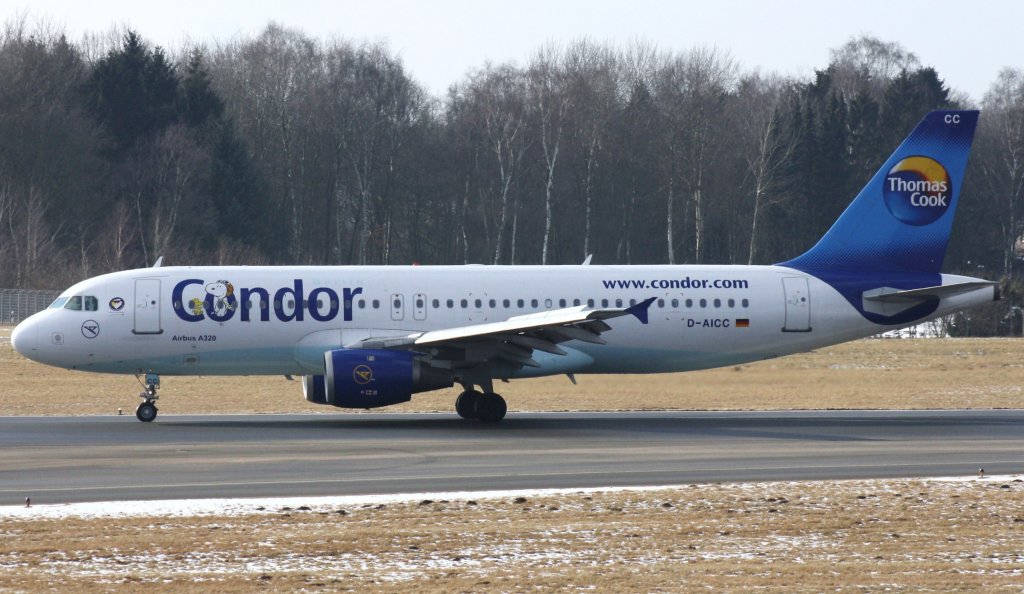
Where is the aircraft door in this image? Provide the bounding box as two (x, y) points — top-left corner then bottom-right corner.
(413, 293), (427, 321)
(133, 279), (163, 335)
(390, 293), (404, 321)
(782, 277), (811, 332)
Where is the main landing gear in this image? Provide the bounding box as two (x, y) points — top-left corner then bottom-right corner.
(455, 386), (507, 423)
(135, 371), (161, 423)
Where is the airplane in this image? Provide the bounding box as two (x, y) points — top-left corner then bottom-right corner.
(11, 110), (997, 423)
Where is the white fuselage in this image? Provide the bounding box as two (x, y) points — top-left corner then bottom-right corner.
(11, 264), (996, 379)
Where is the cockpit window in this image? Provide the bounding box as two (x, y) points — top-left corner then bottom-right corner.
(64, 296), (83, 311)
(59, 295), (98, 311)
(48, 297), (69, 309)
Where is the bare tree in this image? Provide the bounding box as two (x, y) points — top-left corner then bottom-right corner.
(565, 40), (617, 260)
(528, 45), (570, 264)
(736, 73), (797, 264)
(459, 65), (530, 264)
(655, 46), (736, 263)
(326, 41), (426, 265)
(978, 69), (1024, 277)
(210, 24), (322, 261)
(828, 36), (920, 101)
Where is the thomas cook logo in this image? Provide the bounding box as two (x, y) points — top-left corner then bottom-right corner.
(353, 364), (374, 385)
(882, 156), (951, 226)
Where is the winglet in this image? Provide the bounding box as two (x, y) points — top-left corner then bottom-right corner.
(625, 297), (656, 325)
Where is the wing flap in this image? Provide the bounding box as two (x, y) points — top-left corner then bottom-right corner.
(414, 298), (654, 347)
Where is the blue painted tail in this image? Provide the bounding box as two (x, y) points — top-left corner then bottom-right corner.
(780, 110), (979, 274)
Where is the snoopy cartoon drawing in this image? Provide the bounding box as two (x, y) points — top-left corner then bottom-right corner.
(205, 280), (236, 317)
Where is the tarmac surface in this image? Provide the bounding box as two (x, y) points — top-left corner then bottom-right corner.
(1, 410), (1022, 505)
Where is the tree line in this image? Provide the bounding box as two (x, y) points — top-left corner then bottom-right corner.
(1, 21), (1022, 333)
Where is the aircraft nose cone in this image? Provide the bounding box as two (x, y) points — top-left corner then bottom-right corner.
(11, 318), (38, 359)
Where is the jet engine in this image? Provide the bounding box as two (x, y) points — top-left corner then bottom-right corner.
(303, 349), (453, 409)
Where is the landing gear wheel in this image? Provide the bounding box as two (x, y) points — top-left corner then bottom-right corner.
(476, 392), (507, 423)
(134, 371), (161, 423)
(456, 390), (481, 420)
(136, 401), (158, 423)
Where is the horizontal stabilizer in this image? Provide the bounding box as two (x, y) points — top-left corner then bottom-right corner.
(863, 281), (997, 304)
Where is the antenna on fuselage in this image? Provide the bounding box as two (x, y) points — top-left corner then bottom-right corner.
(152, 256), (164, 268)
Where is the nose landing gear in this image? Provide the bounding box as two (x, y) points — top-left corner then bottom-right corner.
(135, 371), (160, 422)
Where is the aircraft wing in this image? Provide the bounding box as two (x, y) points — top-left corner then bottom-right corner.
(348, 297), (655, 370)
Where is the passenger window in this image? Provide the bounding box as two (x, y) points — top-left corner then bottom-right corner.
(503, 299), (510, 308)
(474, 299), (482, 308)
(559, 299), (566, 307)
(686, 299), (693, 308)
(630, 299), (637, 306)
(372, 299), (380, 309)
(742, 298), (749, 308)
(615, 299), (622, 307)
(714, 298), (721, 308)
(544, 299), (553, 308)
(657, 299), (665, 308)
(461, 299), (468, 308)
(573, 299), (581, 306)
(531, 299), (539, 308)
(517, 299), (524, 308)
(65, 296), (83, 311)
(587, 299), (595, 307)
(699, 299), (707, 308)
(728, 299), (735, 308)
(601, 299), (608, 307)
(671, 299), (679, 308)
(489, 299), (496, 308)
(432, 299), (439, 309)
(358, 299), (366, 309)
(393, 298), (402, 309)
(416, 298), (424, 308)
(446, 299), (454, 308)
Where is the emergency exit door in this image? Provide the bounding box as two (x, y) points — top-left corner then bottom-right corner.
(782, 277), (811, 332)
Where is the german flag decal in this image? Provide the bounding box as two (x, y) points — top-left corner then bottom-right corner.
(735, 319), (750, 328)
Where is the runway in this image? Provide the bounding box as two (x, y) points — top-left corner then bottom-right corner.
(1, 410), (1022, 505)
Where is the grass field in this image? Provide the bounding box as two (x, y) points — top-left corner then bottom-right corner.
(3, 326), (1023, 415)
(2, 478), (1023, 592)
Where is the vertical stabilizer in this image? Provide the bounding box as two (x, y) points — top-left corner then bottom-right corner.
(781, 111), (978, 274)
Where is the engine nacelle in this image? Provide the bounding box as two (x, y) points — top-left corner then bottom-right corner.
(302, 374), (328, 404)
(305, 349), (453, 409)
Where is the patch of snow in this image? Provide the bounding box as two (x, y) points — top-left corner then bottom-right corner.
(2, 475), (1021, 520)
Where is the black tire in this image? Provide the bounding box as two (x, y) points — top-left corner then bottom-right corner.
(136, 401), (158, 423)
(455, 390), (481, 420)
(477, 392), (507, 423)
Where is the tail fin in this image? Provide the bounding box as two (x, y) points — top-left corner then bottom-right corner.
(780, 110), (979, 274)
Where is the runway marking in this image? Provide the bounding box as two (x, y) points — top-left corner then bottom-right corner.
(4, 459), (1023, 498)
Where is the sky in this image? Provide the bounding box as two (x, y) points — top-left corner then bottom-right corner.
(9, 0), (1022, 103)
